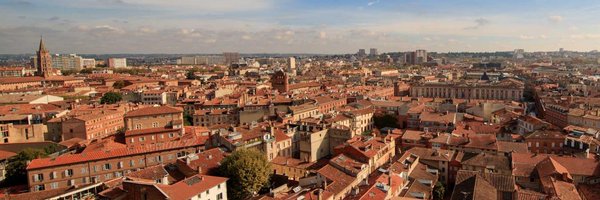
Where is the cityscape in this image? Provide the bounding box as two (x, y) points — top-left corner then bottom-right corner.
(1, 1), (600, 200)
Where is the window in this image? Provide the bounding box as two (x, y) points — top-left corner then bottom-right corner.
(33, 174), (44, 182)
(130, 160), (136, 167)
(139, 137), (145, 142)
(81, 167), (88, 174)
(50, 182), (58, 189)
(117, 161), (124, 169)
(65, 169), (74, 177)
(103, 163), (111, 170)
(217, 193), (224, 200)
(206, 189), (210, 194)
(105, 173), (112, 179)
(135, 124), (142, 130)
(50, 171), (57, 179)
(168, 133), (174, 138)
(68, 179), (75, 186)
(156, 156), (163, 162)
(34, 184), (45, 191)
(152, 122), (158, 128)
(94, 165), (99, 172)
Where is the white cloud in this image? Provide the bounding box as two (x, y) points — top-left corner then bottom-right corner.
(519, 35), (536, 40)
(548, 15), (564, 23)
(368, 0), (380, 6)
(570, 34), (600, 39)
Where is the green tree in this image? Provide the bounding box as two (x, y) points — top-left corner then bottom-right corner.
(4, 148), (49, 186)
(100, 92), (122, 104)
(186, 69), (197, 80)
(433, 181), (445, 200)
(373, 114), (399, 129)
(184, 113), (193, 126)
(61, 69), (78, 76)
(79, 68), (93, 74)
(219, 148), (271, 200)
(112, 80), (126, 89)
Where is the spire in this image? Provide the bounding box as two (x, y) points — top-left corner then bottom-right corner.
(38, 36), (47, 52)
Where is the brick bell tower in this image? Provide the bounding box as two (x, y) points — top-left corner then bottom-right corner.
(36, 36), (53, 78)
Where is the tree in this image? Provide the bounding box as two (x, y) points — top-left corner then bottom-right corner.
(186, 69), (197, 80)
(61, 69), (78, 76)
(4, 148), (49, 186)
(373, 114), (399, 129)
(433, 181), (445, 200)
(183, 113), (193, 126)
(79, 68), (93, 74)
(100, 92), (122, 104)
(218, 148), (271, 200)
(112, 80), (126, 89)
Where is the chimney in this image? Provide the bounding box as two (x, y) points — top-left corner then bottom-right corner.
(317, 189), (323, 200)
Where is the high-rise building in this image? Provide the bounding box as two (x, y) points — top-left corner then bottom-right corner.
(288, 57), (296, 71)
(357, 49), (366, 57)
(369, 48), (378, 56)
(223, 52), (240, 65)
(178, 55), (226, 65)
(513, 49), (525, 59)
(82, 58), (96, 68)
(404, 49), (428, 65)
(108, 58), (127, 68)
(52, 54), (83, 71)
(35, 37), (52, 78)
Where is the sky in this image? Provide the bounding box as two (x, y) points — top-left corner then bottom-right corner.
(2, 0), (600, 54)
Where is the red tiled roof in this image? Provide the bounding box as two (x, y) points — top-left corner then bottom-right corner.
(27, 136), (206, 170)
(124, 106), (182, 118)
(156, 174), (227, 200)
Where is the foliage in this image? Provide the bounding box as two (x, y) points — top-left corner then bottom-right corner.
(113, 68), (149, 75)
(79, 68), (94, 74)
(373, 114), (399, 129)
(218, 148), (271, 200)
(112, 80), (126, 89)
(183, 113), (193, 126)
(100, 92), (123, 104)
(4, 148), (50, 186)
(61, 69), (78, 76)
(433, 181), (445, 200)
(186, 69), (197, 80)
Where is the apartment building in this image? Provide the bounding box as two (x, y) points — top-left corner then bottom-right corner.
(61, 110), (125, 140)
(26, 137), (206, 191)
(192, 109), (239, 127)
(124, 106), (185, 146)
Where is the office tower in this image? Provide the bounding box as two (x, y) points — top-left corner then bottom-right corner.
(357, 49), (366, 57)
(513, 49), (525, 59)
(82, 58), (96, 68)
(288, 57), (296, 71)
(52, 54), (83, 71)
(223, 52), (240, 65)
(369, 48), (378, 56)
(108, 58), (127, 68)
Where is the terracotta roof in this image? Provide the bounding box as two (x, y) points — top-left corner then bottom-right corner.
(124, 106), (182, 118)
(27, 136), (206, 170)
(155, 174), (228, 200)
(454, 170), (515, 192)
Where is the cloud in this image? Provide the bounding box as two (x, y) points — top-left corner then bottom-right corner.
(368, 0), (380, 6)
(570, 34), (600, 39)
(548, 15), (563, 23)
(464, 18), (490, 30)
(48, 16), (60, 21)
(519, 35), (536, 40)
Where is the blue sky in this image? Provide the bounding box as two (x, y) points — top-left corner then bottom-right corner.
(1, 0), (600, 54)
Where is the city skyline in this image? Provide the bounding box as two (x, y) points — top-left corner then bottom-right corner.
(2, 0), (600, 54)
